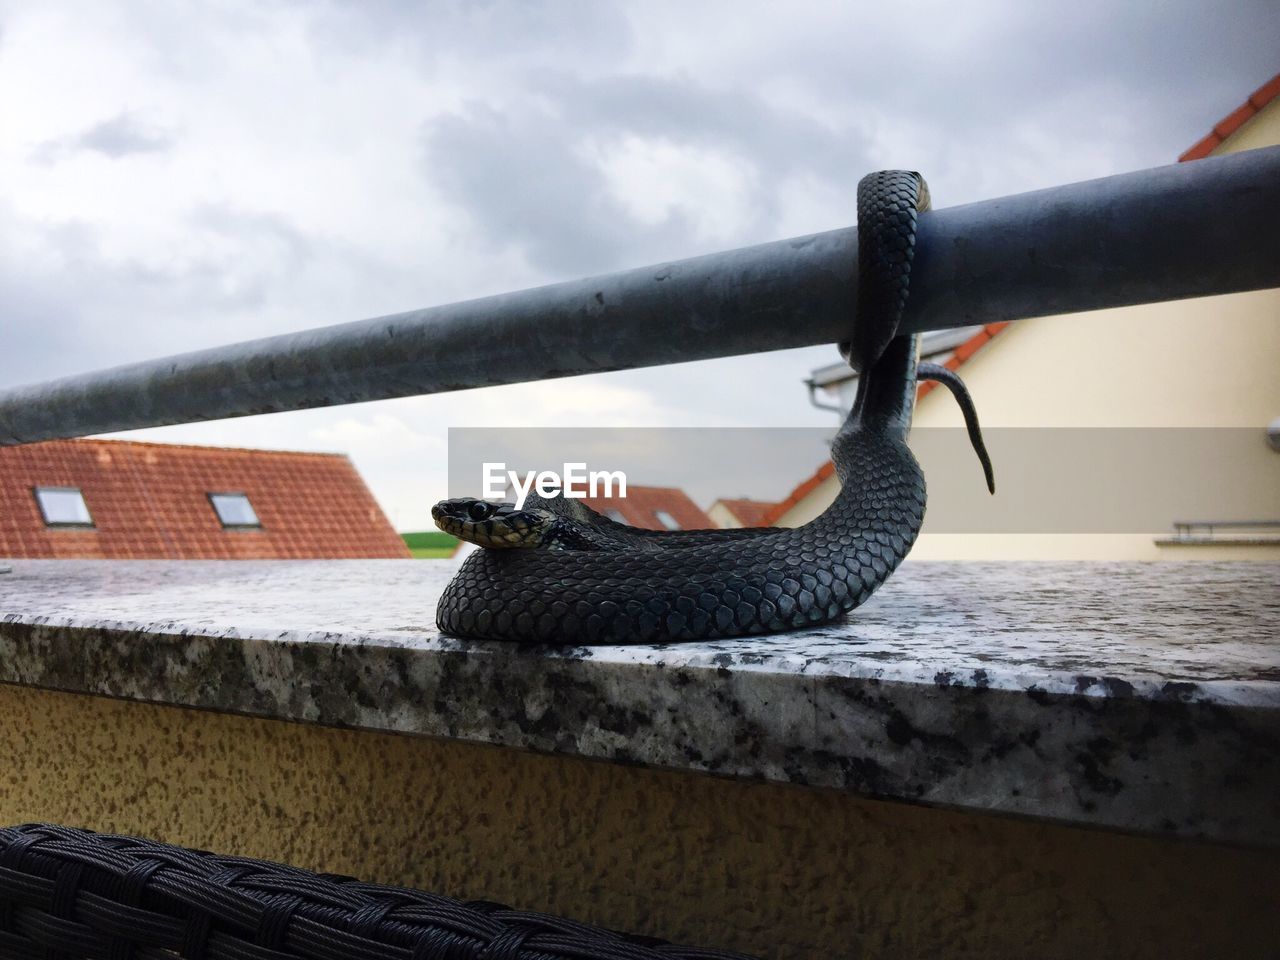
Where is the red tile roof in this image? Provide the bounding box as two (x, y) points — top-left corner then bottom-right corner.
(1179, 73), (1280, 162)
(765, 73), (1280, 527)
(582, 484), (712, 531)
(0, 439), (409, 559)
(711, 498), (778, 528)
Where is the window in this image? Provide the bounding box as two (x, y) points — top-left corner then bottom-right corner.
(603, 508), (625, 523)
(654, 510), (681, 530)
(208, 492), (261, 529)
(33, 487), (94, 527)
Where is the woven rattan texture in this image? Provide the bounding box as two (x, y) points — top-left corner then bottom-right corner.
(0, 824), (756, 959)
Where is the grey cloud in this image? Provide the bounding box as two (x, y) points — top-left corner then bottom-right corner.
(708, 0), (1280, 184)
(76, 112), (172, 157)
(423, 101), (697, 277)
(420, 76), (875, 278)
(298, 0), (635, 72)
(419, 0), (1279, 287)
(33, 112), (175, 164)
(546, 72), (874, 203)
(187, 205), (313, 266)
(0, 201), (330, 390)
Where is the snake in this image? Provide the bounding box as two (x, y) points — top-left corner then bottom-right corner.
(433, 171), (994, 645)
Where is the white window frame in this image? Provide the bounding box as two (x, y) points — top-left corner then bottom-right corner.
(207, 492), (262, 529)
(32, 486), (94, 528)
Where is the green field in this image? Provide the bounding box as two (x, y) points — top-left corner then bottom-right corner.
(401, 530), (459, 559)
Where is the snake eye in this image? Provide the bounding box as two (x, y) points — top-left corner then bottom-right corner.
(468, 501), (492, 521)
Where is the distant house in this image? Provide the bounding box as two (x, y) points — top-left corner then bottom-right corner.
(768, 72), (1280, 561)
(582, 485), (712, 531)
(707, 498), (778, 529)
(0, 439), (409, 559)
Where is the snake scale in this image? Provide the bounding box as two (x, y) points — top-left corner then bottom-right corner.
(434, 171), (994, 644)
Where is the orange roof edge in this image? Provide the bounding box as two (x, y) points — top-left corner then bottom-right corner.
(1178, 72), (1280, 162)
(74, 436), (350, 460)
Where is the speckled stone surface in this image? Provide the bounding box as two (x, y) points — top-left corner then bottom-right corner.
(1, 559), (1276, 846)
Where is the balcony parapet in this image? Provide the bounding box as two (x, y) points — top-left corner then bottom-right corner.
(1, 558), (1276, 847)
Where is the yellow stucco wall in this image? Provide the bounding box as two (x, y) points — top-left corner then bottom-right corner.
(777, 106), (1280, 560)
(907, 286), (1280, 560)
(1, 683), (1276, 959)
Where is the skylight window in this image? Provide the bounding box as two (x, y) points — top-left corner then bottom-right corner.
(208, 492), (261, 529)
(33, 487), (94, 527)
(655, 510), (681, 530)
(604, 508), (626, 523)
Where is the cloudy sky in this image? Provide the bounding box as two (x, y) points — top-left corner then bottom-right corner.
(2, 1), (1276, 529)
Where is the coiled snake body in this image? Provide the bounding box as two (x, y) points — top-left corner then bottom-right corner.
(434, 171), (993, 644)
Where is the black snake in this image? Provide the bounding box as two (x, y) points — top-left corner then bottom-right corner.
(434, 171), (994, 644)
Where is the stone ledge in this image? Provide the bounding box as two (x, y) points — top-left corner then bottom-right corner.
(1, 558), (1276, 847)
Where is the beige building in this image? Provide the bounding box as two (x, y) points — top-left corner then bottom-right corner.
(770, 73), (1280, 561)
(707, 497), (778, 528)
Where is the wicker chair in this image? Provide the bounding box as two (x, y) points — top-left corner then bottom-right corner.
(0, 824), (755, 959)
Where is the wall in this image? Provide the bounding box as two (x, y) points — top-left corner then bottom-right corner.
(779, 289), (1280, 559)
(1, 683), (1275, 960)
(906, 286), (1280, 560)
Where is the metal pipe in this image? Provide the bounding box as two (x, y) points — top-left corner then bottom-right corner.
(2, 146), (1278, 445)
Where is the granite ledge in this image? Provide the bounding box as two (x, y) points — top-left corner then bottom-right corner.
(0, 558), (1276, 848)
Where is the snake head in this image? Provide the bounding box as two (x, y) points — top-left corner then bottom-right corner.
(431, 498), (555, 548)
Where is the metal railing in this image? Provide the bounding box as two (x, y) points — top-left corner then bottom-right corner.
(1167, 520), (1280, 543)
(1, 146), (1279, 446)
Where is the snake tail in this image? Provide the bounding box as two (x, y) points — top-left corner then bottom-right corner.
(917, 361), (996, 494)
